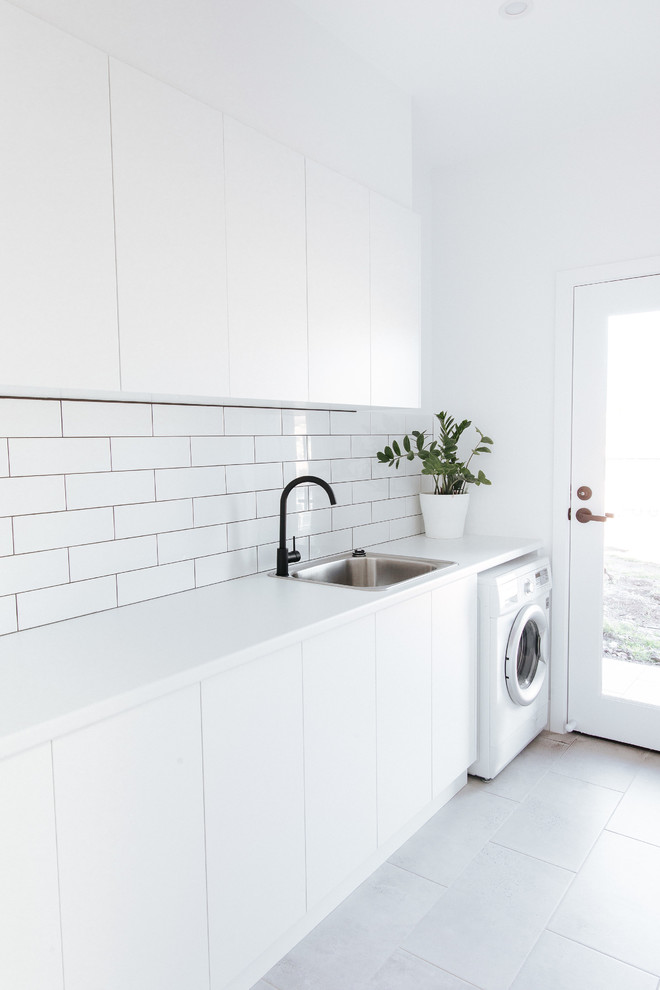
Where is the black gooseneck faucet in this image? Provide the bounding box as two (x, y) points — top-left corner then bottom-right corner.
(277, 475), (337, 576)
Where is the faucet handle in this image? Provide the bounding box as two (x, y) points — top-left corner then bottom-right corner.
(289, 535), (301, 565)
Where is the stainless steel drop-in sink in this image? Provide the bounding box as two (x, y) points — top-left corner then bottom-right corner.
(278, 551), (457, 591)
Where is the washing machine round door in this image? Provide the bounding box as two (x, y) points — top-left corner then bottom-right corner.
(505, 603), (548, 706)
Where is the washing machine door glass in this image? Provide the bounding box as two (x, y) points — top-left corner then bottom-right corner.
(505, 603), (548, 706)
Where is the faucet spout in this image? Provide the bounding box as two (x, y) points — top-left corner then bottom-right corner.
(277, 475), (337, 576)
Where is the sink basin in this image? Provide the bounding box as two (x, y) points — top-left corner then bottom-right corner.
(280, 551), (457, 591)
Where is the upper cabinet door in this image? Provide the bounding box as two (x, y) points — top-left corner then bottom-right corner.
(224, 117), (308, 402)
(0, 3), (119, 391)
(370, 193), (421, 408)
(306, 161), (370, 405)
(110, 60), (229, 397)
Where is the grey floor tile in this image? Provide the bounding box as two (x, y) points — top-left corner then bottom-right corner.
(364, 949), (475, 989)
(403, 843), (573, 990)
(549, 830), (660, 974)
(474, 733), (571, 802)
(264, 862), (445, 990)
(389, 780), (517, 885)
(540, 729), (577, 745)
(509, 931), (658, 990)
(553, 733), (648, 791)
(492, 771), (621, 870)
(607, 756), (660, 846)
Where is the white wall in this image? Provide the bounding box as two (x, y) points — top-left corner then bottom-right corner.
(9, 0), (413, 207)
(431, 111), (660, 549)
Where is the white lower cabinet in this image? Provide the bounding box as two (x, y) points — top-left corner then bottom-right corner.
(432, 576), (478, 795)
(202, 645), (306, 989)
(376, 594), (433, 843)
(0, 743), (62, 990)
(302, 616), (378, 907)
(52, 686), (209, 990)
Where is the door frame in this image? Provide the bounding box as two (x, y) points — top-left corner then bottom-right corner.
(550, 254), (660, 734)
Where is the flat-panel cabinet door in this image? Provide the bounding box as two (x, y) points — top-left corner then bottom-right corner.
(53, 686), (209, 990)
(0, 3), (119, 391)
(224, 117), (308, 401)
(432, 576), (478, 794)
(0, 744), (62, 990)
(303, 616), (377, 906)
(370, 192), (421, 408)
(110, 59), (229, 396)
(306, 161), (370, 404)
(202, 646), (306, 989)
(376, 593), (432, 842)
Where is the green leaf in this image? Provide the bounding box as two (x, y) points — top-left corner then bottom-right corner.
(392, 440), (401, 456)
(403, 435), (411, 452)
(376, 451), (388, 462)
(384, 446), (393, 460)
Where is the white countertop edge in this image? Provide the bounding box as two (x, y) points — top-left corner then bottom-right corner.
(0, 534), (543, 761)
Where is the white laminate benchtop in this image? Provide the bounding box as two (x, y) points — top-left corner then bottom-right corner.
(0, 534), (542, 760)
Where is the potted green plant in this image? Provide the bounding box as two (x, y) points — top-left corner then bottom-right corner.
(376, 411), (494, 538)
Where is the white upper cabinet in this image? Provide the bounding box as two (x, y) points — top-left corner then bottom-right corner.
(224, 117), (308, 402)
(0, 744), (62, 990)
(370, 192), (421, 408)
(0, 2), (119, 391)
(110, 59), (229, 396)
(306, 161), (371, 405)
(53, 686), (209, 990)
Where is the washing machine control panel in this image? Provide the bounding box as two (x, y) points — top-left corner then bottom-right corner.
(497, 562), (551, 611)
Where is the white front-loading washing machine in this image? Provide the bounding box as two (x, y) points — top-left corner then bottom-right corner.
(469, 554), (552, 780)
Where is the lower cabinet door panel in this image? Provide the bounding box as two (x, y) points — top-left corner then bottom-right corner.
(303, 616), (378, 907)
(202, 645), (306, 989)
(432, 576), (478, 794)
(376, 594), (433, 842)
(0, 744), (63, 990)
(53, 686), (209, 990)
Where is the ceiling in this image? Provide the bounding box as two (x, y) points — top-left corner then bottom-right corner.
(289, 0), (660, 167)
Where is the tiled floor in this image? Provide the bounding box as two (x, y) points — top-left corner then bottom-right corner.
(254, 732), (660, 990)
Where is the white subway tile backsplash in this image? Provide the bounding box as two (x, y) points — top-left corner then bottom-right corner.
(69, 537), (157, 581)
(195, 548), (257, 585)
(153, 403), (224, 437)
(62, 400), (152, 437)
(352, 478), (389, 503)
(0, 549), (69, 596)
(0, 398), (62, 437)
(371, 458), (393, 480)
(332, 502), (371, 531)
(352, 521), (391, 546)
(114, 499), (193, 539)
(282, 410), (329, 436)
(0, 518), (13, 556)
(111, 437), (190, 470)
(192, 436), (254, 466)
(227, 516), (278, 551)
(155, 466), (226, 501)
(117, 561), (195, 607)
(255, 435), (307, 463)
(66, 470), (155, 510)
(390, 475), (422, 498)
(330, 410), (371, 435)
(9, 438), (110, 476)
(224, 407), (281, 436)
(158, 525), (227, 564)
(13, 508), (114, 554)
(308, 529), (352, 559)
(307, 435), (351, 460)
(18, 577), (117, 630)
(226, 462), (282, 494)
(0, 475), (66, 517)
(389, 514), (424, 539)
(1, 395), (426, 635)
(0, 596), (17, 635)
(331, 457), (372, 483)
(193, 492), (256, 527)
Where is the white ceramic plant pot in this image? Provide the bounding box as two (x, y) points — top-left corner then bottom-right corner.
(419, 492), (470, 539)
